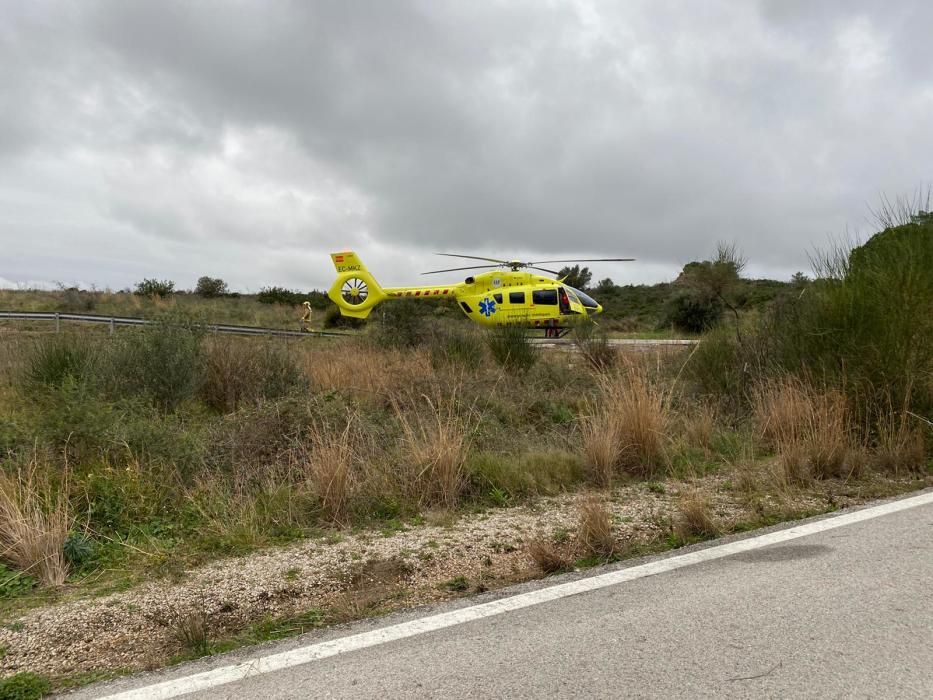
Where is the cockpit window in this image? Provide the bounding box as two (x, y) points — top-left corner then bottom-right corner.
(566, 286), (599, 309)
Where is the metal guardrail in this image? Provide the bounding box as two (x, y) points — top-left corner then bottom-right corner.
(0, 311), (349, 338)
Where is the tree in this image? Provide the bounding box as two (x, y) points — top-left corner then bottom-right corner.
(557, 265), (592, 289)
(194, 276), (228, 298)
(675, 242), (747, 343)
(595, 278), (615, 294)
(134, 279), (175, 297)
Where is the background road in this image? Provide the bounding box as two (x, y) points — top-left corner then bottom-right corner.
(82, 495), (933, 699)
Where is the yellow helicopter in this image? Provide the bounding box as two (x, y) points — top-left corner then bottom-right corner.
(327, 252), (633, 336)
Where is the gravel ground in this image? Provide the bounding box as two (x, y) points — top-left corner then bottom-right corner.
(0, 475), (898, 681)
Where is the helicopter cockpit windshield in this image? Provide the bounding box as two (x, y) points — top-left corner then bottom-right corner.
(565, 286), (600, 310)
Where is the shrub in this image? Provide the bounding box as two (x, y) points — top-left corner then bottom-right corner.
(371, 299), (428, 348)
(134, 278), (175, 297)
(572, 319), (617, 372)
(102, 318), (204, 411)
(486, 323), (537, 371)
(200, 336), (307, 413)
(257, 286), (302, 305)
(22, 334), (94, 388)
(0, 456), (72, 586)
(662, 290), (722, 333)
(323, 306), (366, 329)
(195, 276), (228, 298)
(427, 324), (484, 370)
(57, 286), (97, 312)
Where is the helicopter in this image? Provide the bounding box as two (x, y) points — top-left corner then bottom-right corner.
(327, 252), (633, 336)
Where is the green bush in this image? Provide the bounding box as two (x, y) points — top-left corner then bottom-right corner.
(323, 305), (366, 329)
(428, 324), (484, 370)
(486, 324), (537, 371)
(370, 300), (428, 348)
(134, 278), (175, 297)
(0, 672), (51, 700)
(23, 334), (94, 388)
(662, 291), (722, 333)
(56, 287), (97, 312)
(761, 216), (932, 418)
(194, 276), (228, 298)
(257, 286), (302, 305)
(101, 318), (204, 411)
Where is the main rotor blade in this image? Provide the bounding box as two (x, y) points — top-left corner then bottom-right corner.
(527, 266), (563, 276)
(529, 258), (636, 264)
(435, 253), (510, 265)
(421, 264), (500, 275)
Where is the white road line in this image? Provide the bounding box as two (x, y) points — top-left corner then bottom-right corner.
(100, 490), (933, 700)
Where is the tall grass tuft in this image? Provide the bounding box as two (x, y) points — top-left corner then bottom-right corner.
(581, 366), (670, 483)
(577, 496), (616, 559)
(396, 395), (471, 509)
(301, 417), (362, 525)
(23, 333), (94, 388)
(752, 377), (853, 482)
(0, 455), (72, 586)
(572, 320), (617, 372)
(200, 336), (306, 413)
(487, 323), (537, 371)
(674, 490), (721, 539)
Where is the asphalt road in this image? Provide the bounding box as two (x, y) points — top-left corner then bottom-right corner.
(80, 492), (933, 699)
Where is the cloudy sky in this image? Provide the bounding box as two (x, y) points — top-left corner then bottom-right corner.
(1, 1), (931, 292)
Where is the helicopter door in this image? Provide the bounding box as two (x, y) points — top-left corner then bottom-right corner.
(562, 287), (584, 315)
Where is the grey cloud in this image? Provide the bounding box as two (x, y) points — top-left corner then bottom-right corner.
(1, 0), (931, 291)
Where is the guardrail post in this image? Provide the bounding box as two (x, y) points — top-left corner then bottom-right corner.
(110, 317), (115, 336)
(55, 313), (60, 333)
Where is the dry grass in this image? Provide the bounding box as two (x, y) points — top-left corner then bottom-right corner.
(172, 611), (211, 655)
(873, 406), (928, 475)
(395, 394), (471, 509)
(581, 366), (671, 484)
(674, 490), (720, 539)
(527, 536), (573, 574)
(300, 417), (362, 525)
(302, 342), (435, 402)
(576, 496), (616, 559)
(682, 401), (718, 452)
(753, 377), (855, 483)
(0, 456), (72, 586)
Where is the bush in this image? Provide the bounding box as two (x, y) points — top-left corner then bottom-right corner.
(257, 286), (302, 305)
(662, 290), (722, 333)
(428, 324), (484, 370)
(134, 278), (175, 297)
(323, 305), (366, 329)
(23, 334), (94, 388)
(195, 276), (229, 298)
(200, 336), (307, 413)
(486, 324), (537, 371)
(57, 286), (97, 312)
(101, 318), (204, 411)
(371, 300), (428, 348)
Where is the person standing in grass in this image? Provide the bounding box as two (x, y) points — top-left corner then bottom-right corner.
(300, 301), (313, 331)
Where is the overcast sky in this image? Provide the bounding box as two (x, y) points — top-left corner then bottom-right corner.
(1, 1), (931, 292)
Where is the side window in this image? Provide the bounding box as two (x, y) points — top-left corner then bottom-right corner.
(509, 291), (525, 304)
(460, 302), (472, 313)
(532, 289), (558, 305)
(493, 293), (503, 304)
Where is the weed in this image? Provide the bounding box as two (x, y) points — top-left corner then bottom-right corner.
(577, 497), (616, 559)
(674, 491), (721, 540)
(0, 455), (72, 586)
(173, 611), (211, 657)
(487, 324), (537, 371)
(527, 536), (572, 574)
(441, 576), (470, 592)
(0, 672), (52, 700)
